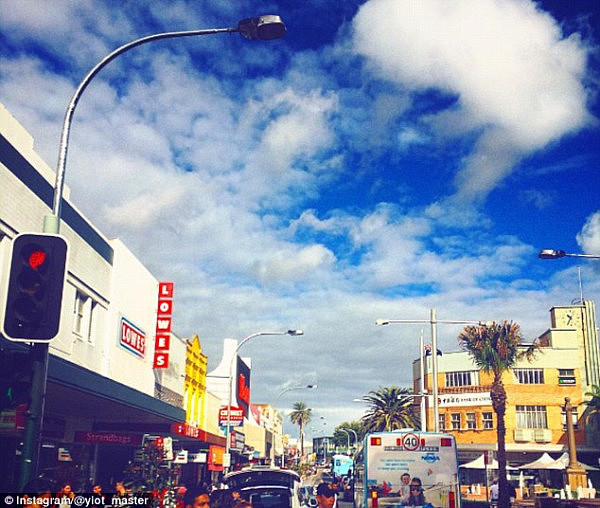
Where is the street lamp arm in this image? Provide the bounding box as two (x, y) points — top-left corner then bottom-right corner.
(51, 26), (235, 227)
(47, 15), (286, 233)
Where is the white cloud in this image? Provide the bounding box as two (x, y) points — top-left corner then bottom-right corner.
(352, 0), (592, 201)
(577, 211), (600, 255)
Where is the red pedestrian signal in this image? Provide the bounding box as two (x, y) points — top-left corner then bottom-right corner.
(2, 233), (68, 342)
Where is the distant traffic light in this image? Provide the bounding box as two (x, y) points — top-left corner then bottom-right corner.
(2, 233), (68, 342)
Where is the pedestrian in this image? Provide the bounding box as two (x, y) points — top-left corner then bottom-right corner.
(315, 483), (336, 508)
(54, 483), (75, 508)
(115, 481), (128, 497)
(489, 479), (499, 506)
(183, 487), (211, 508)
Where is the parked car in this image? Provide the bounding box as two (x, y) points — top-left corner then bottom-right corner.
(221, 464), (302, 508)
(298, 485), (317, 507)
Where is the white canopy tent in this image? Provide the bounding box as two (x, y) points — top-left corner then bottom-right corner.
(460, 454), (517, 470)
(518, 452), (599, 471)
(518, 453), (557, 469)
(552, 453), (599, 471)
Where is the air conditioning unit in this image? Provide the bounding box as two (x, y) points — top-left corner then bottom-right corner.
(534, 429), (552, 443)
(513, 429), (533, 441)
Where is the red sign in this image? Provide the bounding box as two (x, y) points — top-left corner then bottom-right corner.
(238, 373), (250, 405)
(171, 423), (204, 439)
(154, 282), (173, 369)
(120, 317), (146, 358)
(74, 431), (143, 446)
(159, 282), (174, 298)
(219, 406), (244, 426)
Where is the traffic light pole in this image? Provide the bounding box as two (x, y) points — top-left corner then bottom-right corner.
(18, 229), (57, 490)
(18, 343), (49, 490)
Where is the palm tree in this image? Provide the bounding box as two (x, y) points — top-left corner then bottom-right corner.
(360, 386), (419, 432)
(584, 384), (600, 427)
(289, 401), (312, 457)
(458, 321), (538, 508)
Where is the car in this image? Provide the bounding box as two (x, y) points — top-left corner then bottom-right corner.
(220, 464), (302, 508)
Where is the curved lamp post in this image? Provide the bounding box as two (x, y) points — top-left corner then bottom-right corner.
(342, 427), (358, 451)
(538, 249), (600, 260)
(44, 14), (286, 234)
(225, 329), (303, 471)
(21, 15), (286, 491)
(376, 311), (483, 432)
(274, 384), (317, 406)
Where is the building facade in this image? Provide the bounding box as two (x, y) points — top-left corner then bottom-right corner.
(413, 301), (600, 467)
(0, 102), (225, 490)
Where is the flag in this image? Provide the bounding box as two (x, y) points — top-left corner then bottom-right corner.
(424, 344), (442, 356)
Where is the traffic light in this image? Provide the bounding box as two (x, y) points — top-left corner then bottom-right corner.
(2, 233), (68, 342)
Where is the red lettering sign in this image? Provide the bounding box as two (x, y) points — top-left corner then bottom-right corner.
(238, 374), (250, 405)
(120, 317), (146, 358)
(157, 298), (173, 315)
(155, 334), (170, 350)
(153, 352), (169, 368)
(159, 282), (174, 298)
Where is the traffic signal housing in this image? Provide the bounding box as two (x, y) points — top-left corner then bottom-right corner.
(2, 233), (68, 342)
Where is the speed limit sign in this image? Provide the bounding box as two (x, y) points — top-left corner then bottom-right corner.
(402, 433), (420, 451)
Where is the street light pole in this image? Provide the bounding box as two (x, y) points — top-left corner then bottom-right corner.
(225, 329), (303, 472)
(339, 428), (351, 452)
(44, 15), (286, 235)
(274, 384), (317, 406)
(342, 427), (358, 452)
(376, 310), (483, 433)
(19, 15), (286, 491)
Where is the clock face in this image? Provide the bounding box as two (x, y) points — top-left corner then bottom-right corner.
(563, 310), (581, 328)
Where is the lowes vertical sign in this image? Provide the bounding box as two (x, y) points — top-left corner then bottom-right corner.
(154, 282), (173, 369)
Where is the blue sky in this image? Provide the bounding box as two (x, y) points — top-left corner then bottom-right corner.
(1, 0), (599, 437)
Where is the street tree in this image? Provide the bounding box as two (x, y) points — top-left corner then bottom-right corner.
(360, 386), (419, 432)
(458, 321), (538, 508)
(289, 401), (312, 457)
(584, 384), (600, 447)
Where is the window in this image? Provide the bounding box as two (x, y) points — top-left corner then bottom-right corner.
(516, 405), (548, 429)
(483, 412), (493, 430)
(446, 370), (479, 387)
(73, 290), (96, 343)
(439, 414), (446, 431)
(466, 413), (476, 430)
(514, 368), (544, 384)
(558, 369), (576, 386)
(562, 406), (579, 430)
(74, 291), (87, 335)
(451, 413), (461, 430)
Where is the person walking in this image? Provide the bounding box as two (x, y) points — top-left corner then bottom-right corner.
(183, 487), (211, 508)
(315, 483), (336, 508)
(490, 479), (499, 507)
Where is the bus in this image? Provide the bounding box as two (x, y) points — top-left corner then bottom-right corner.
(332, 454), (354, 477)
(354, 430), (461, 508)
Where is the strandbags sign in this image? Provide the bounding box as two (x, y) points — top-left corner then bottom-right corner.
(154, 282), (173, 369)
(119, 316), (146, 358)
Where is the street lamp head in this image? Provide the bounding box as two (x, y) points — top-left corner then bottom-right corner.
(538, 249), (566, 259)
(237, 15), (286, 40)
(375, 319), (390, 326)
(307, 384), (317, 389)
(287, 329), (303, 336)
